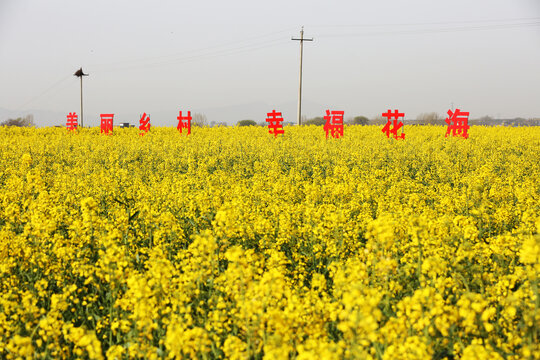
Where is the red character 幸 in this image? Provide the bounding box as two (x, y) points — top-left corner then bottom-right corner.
(266, 110), (285, 138)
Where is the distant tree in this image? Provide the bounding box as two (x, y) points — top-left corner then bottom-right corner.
(304, 117), (326, 126)
(237, 119), (257, 126)
(509, 117), (532, 127)
(350, 116), (369, 125)
(472, 115), (493, 126)
(191, 112), (208, 127)
(417, 112), (444, 125)
(369, 115), (386, 126)
(0, 114), (35, 127)
(529, 118), (540, 126)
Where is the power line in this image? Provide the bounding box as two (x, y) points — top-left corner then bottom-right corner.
(309, 17), (540, 29)
(14, 32), (293, 109)
(88, 27), (296, 69)
(102, 38), (288, 71)
(316, 21), (540, 38)
(16, 74), (71, 110)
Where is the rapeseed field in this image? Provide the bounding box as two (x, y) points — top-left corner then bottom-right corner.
(0, 125), (538, 359)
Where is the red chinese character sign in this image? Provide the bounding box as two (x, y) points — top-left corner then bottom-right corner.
(100, 114), (114, 135)
(266, 110), (285, 138)
(139, 113), (151, 136)
(66, 112), (78, 131)
(177, 110), (192, 135)
(382, 109), (405, 139)
(445, 108), (470, 139)
(324, 110), (344, 139)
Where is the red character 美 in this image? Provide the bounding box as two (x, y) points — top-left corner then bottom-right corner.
(66, 112), (78, 131)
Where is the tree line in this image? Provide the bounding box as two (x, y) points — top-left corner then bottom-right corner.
(2, 113), (538, 127)
(237, 113), (540, 127)
(0, 115), (35, 127)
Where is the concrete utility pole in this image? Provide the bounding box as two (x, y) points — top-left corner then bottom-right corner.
(74, 68), (89, 127)
(292, 26), (313, 126)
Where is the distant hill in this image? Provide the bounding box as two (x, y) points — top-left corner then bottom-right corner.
(0, 108), (65, 127)
(0, 100), (327, 128)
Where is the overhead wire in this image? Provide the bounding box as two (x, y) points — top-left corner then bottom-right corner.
(308, 17), (540, 28)
(89, 27), (296, 69)
(313, 19), (540, 38)
(15, 74), (72, 110)
(16, 28), (296, 109)
(15, 18), (539, 110)
(93, 37), (288, 73)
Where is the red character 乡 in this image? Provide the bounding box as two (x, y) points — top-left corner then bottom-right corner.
(139, 113), (151, 136)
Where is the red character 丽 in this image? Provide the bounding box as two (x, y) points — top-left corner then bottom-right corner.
(100, 114), (114, 135)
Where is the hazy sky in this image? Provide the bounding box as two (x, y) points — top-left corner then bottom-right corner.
(1, 0), (539, 126)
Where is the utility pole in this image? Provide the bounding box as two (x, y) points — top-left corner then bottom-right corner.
(292, 26), (313, 126)
(74, 68), (89, 127)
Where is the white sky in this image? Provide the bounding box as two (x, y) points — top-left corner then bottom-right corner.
(1, 0), (539, 126)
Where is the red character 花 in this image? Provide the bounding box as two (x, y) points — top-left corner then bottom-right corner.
(382, 109), (405, 139)
(324, 110), (344, 139)
(266, 110), (285, 138)
(177, 110), (192, 135)
(66, 112), (78, 131)
(445, 108), (470, 138)
(100, 113), (114, 135)
(139, 113), (151, 135)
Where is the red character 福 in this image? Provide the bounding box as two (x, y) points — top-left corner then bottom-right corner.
(66, 112), (78, 131)
(445, 108), (470, 138)
(266, 110), (285, 138)
(139, 113), (151, 135)
(100, 113), (114, 135)
(177, 110), (192, 135)
(323, 110), (344, 139)
(382, 109), (405, 139)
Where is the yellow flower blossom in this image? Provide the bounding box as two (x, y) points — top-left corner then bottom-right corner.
(0, 125), (538, 359)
